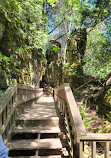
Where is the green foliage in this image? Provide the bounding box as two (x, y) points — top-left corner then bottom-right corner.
(0, 52), (10, 63)
(79, 104), (87, 119)
(46, 0), (110, 85)
(0, 52), (10, 73)
(98, 120), (111, 133)
(18, 0), (48, 49)
(83, 24), (111, 78)
(84, 119), (92, 127)
(79, 104), (95, 127)
(104, 88), (111, 106)
(106, 112), (111, 120)
(47, 43), (61, 54)
(48, 0), (59, 6)
(0, 0), (48, 85)
(63, 62), (78, 82)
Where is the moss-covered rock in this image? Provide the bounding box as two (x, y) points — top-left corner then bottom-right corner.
(43, 40), (63, 87)
(0, 70), (7, 89)
(104, 87), (111, 107)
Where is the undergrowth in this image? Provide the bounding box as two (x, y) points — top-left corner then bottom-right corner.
(79, 103), (111, 133)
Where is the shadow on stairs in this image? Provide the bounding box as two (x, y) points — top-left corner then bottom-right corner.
(8, 93), (70, 158)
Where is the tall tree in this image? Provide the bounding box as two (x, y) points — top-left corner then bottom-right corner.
(46, 0), (110, 74)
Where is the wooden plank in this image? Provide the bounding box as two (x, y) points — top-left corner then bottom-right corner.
(10, 156), (62, 158)
(8, 138), (62, 150)
(0, 84), (17, 113)
(80, 133), (111, 141)
(64, 107), (73, 149)
(0, 103), (16, 135)
(64, 84), (87, 137)
(104, 142), (109, 158)
(79, 141), (84, 158)
(54, 84), (86, 138)
(91, 141), (96, 158)
(37, 156), (62, 158)
(17, 92), (43, 105)
(54, 89), (66, 101)
(12, 126), (61, 134)
(17, 84), (42, 90)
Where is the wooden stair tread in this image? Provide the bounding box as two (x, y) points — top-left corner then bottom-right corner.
(16, 116), (60, 121)
(38, 156), (62, 158)
(10, 156), (62, 158)
(13, 126), (61, 134)
(15, 118), (61, 127)
(16, 95), (58, 120)
(8, 138), (62, 150)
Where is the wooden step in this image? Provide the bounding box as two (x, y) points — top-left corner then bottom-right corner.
(15, 117), (62, 127)
(12, 126), (61, 134)
(10, 156), (62, 158)
(8, 138), (62, 150)
(38, 156), (62, 158)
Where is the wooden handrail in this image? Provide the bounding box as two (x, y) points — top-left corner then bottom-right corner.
(53, 83), (111, 158)
(64, 83), (87, 137)
(17, 84), (43, 105)
(0, 83), (17, 114)
(79, 133), (111, 158)
(2, 82), (110, 157)
(80, 133), (111, 141)
(54, 83), (87, 157)
(0, 83), (43, 140)
(54, 83), (86, 135)
(0, 83), (17, 137)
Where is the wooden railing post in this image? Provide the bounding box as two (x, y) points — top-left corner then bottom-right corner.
(105, 142), (109, 158)
(80, 134), (111, 158)
(79, 141), (84, 158)
(91, 141), (96, 158)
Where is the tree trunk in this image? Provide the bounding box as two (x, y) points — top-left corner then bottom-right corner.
(77, 28), (87, 66)
(76, 28), (87, 74)
(42, 0), (45, 15)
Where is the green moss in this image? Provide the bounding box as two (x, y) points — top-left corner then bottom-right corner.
(0, 70), (7, 89)
(104, 88), (111, 106)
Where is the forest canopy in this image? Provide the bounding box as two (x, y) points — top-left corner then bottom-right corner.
(0, 0), (110, 87)
(0, 0), (111, 134)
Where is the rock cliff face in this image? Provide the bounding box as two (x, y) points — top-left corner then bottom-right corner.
(43, 40), (63, 87)
(0, 14), (43, 90)
(0, 17), (7, 91)
(67, 28), (87, 75)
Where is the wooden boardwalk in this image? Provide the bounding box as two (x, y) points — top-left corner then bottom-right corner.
(8, 93), (69, 158)
(1, 83), (110, 158)
(16, 93), (60, 124)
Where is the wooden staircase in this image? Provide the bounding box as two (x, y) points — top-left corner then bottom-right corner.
(0, 83), (110, 158)
(8, 93), (69, 158)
